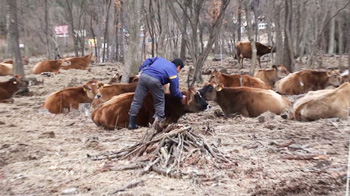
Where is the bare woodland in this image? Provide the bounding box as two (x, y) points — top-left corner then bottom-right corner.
(1, 0), (350, 195)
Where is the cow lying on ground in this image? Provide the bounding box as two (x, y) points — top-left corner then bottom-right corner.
(0, 75), (28, 103)
(235, 41), (276, 68)
(2, 57), (29, 65)
(91, 88), (209, 129)
(32, 59), (71, 74)
(0, 63), (13, 76)
(291, 82), (350, 121)
(198, 82), (290, 117)
(209, 70), (271, 89)
(254, 64), (290, 87)
(91, 82), (138, 109)
(61, 53), (96, 70)
(275, 69), (341, 95)
(43, 80), (102, 114)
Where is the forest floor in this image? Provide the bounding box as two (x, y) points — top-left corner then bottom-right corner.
(0, 55), (349, 196)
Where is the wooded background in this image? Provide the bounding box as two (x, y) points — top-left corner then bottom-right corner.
(2, 0), (350, 84)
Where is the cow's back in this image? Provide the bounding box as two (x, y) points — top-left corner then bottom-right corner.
(43, 87), (90, 114)
(218, 73), (271, 89)
(215, 87), (290, 117)
(0, 63), (13, 76)
(61, 54), (93, 70)
(292, 82), (350, 121)
(91, 93), (153, 129)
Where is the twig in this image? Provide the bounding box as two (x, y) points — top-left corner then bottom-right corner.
(111, 179), (144, 194)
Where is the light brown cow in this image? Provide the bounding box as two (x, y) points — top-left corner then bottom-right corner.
(198, 82), (291, 117)
(61, 53), (96, 70)
(91, 82), (138, 109)
(32, 59), (71, 74)
(2, 57), (29, 65)
(0, 75), (28, 103)
(235, 41), (276, 68)
(91, 88), (209, 129)
(0, 63), (13, 76)
(209, 70), (272, 89)
(275, 69), (342, 95)
(291, 82), (350, 121)
(42, 80), (102, 114)
(254, 64), (290, 87)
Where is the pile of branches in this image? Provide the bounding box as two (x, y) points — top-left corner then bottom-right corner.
(88, 124), (235, 178)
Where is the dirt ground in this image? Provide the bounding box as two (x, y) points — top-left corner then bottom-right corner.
(0, 56), (349, 196)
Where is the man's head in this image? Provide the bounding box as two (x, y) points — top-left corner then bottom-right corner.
(172, 58), (184, 71)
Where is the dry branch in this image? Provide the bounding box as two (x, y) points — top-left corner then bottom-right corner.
(88, 124), (235, 180)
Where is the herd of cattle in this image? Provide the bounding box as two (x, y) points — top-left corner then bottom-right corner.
(1, 43), (350, 130)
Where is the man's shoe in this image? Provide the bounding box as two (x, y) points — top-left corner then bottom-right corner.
(128, 115), (139, 130)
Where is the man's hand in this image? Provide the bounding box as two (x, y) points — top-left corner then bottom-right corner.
(181, 95), (187, 105)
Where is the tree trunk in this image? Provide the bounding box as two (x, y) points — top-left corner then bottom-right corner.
(327, 7), (335, 54)
(180, 0), (188, 61)
(7, 0), (24, 77)
(244, 0), (257, 76)
(283, 0), (294, 72)
(237, 0), (241, 42)
(65, 0), (79, 57)
(44, 0), (52, 59)
(122, 0), (141, 83)
(5, 11), (11, 58)
(102, 0), (112, 62)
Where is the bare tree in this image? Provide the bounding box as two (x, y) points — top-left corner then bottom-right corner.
(167, 0), (230, 85)
(243, 0), (257, 76)
(122, 0), (141, 83)
(6, 0), (24, 77)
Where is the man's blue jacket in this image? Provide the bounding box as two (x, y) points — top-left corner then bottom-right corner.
(140, 57), (183, 99)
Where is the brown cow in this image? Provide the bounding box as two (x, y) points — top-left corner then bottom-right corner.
(0, 63), (13, 76)
(61, 53), (96, 70)
(254, 64), (290, 87)
(198, 82), (291, 117)
(209, 70), (272, 89)
(42, 80), (102, 114)
(291, 82), (350, 121)
(274, 69), (342, 95)
(32, 59), (71, 74)
(108, 73), (138, 84)
(91, 88), (209, 129)
(0, 75), (28, 103)
(91, 82), (138, 109)
(235, 41), (276, 68)
(2, 57), (29, 65)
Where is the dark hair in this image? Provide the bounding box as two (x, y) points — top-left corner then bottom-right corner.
(172, 58), (184, 69)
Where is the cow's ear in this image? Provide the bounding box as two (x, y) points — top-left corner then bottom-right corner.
(272, 65), (277, 70)
(83, 85), (88, 91)
(98, 83), (104, 89)
(215, 84), (223, 91)
(326, 70), (332, 77)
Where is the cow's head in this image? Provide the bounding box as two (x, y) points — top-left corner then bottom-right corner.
(11, 75), (28, 89)
(90, 53), (97, 64)
(327, 70), (342, 87)
(183, 87), (210, 112)
(83, 80), (103, 99)
(272, 64), (290, 79)
(108, 73), (121, 84)
(208, 70), (221, 83)
(58, 59), (71, 66)
(198, 82), (223, 101)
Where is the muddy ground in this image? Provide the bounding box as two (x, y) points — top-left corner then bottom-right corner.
(0, 56), (349, 196)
